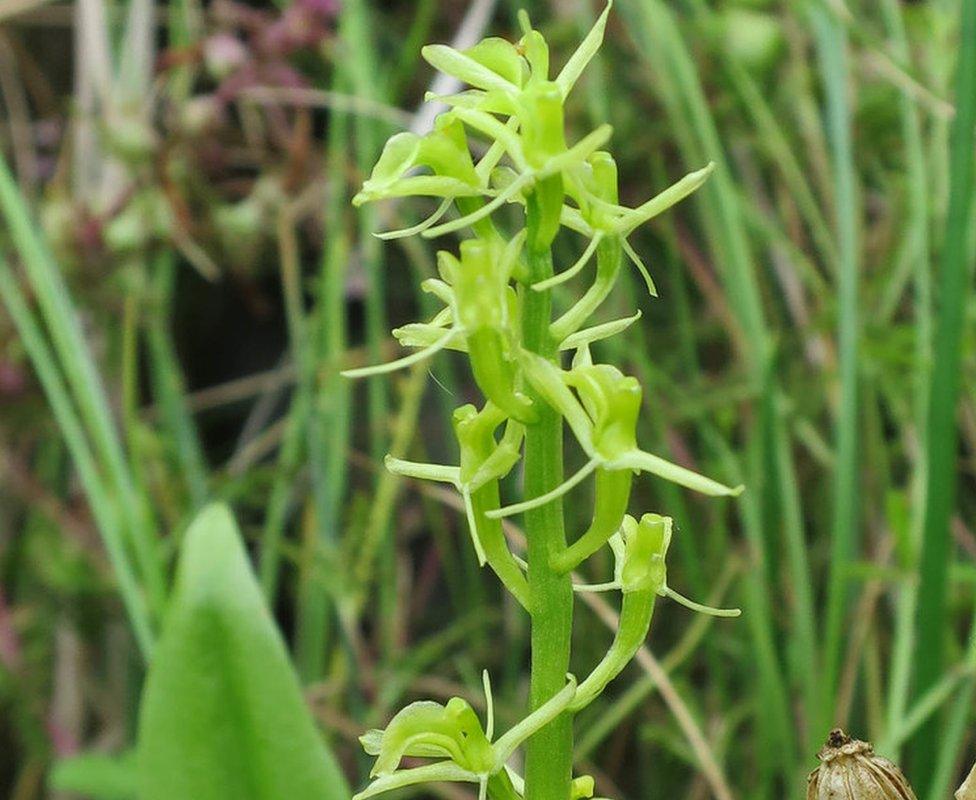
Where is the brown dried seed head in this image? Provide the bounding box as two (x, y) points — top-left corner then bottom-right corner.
(807, 730), (917, 800)
(957, 759), (976, 800)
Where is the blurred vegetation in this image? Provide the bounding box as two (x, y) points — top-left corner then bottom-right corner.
(0, 0), (974, 799)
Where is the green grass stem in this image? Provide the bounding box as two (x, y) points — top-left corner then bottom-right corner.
(810, 6), (860, 725)
(0, 153), (166, 618)
(911, 0), (976, 787)
(0, 257), (154, 658)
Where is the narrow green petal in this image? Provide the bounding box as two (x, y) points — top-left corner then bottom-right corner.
(572, 581), (620, 593)
(342, 330), (458, 378)
(376, 199), (453, 240)
(423, 175), (531, 238)
(520, 353), (595, 451)
(538, 125), (613, 179)
(462, 490), (489, 566)
(532, 233), (603, 291)
(476, 119), (521, 184)
(620, 238), (658, 297)
(559, 311), (642, 351)
(452, 108), (527, 170)
(661, 585), (741, 618)
(613, 162), (715, 234)
(486, 458), (598, 519)
(610, 450), (744, 497)
(555, 1), (613, 98)
(482, 670), (495, 741)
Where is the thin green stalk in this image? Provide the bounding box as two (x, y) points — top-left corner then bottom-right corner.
(146, 251), (208, 510)
(911, 0), (976, 787)
(341, 0), (397, 658)
(391, 0), (436, 99)
(522, 185), (573, 800)
(926, 610), (976, 800)
(880, 664), (971, 754)
(259, 388), (309, 599)
(617, 0), (766, 366)
(712, 428), (796, 786)
(342, 0), (389, 460)
(121, 290), (146, 492)
(771, 391), (818, 752)
(279, 206), (336, 680)
(879, 0), (930, 755)
(351, 362), (429, 610)
(0, 258), (154, 658)
(723, 56), (838, 274)
(811, 6), (860, 718)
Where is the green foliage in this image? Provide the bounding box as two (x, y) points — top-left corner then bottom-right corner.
(2, 0), (976, 798)
(136, 504), (349, 800)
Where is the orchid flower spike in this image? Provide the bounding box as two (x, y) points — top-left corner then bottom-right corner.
(353, 673), (578, 800)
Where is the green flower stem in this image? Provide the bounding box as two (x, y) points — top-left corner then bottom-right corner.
(569, 589), (657, 712)
(522, 179), (574, 800)
(550, 469), (631, 574)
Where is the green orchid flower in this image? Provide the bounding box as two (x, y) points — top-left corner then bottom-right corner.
(544, 156), (714, 292)
(384, 401), (529, 608)
(536, 151), (714, 345)
(344, 235), (537, 423)
(487, 354), (743, 565)
(354, 672), (577, 800)
(570, 514), (740, 711)
(351, 113), (516, 240)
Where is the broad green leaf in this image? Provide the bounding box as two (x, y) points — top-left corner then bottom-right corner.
(137, 503), (350, 800)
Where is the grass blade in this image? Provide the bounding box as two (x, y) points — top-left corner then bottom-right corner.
(0, 152), (166, 618)
(911, 0), (976, 788)
(809, 5), (860, 722)
(0, 257), (154, 657)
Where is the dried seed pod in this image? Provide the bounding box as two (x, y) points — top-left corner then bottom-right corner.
(807, 729), (917, 800)
(957, 759), (976, 800)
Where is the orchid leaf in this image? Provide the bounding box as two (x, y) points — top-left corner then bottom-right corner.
(136, 504), (349, 800)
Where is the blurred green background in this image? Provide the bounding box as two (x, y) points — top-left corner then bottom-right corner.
(0, 0), (974, 798)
